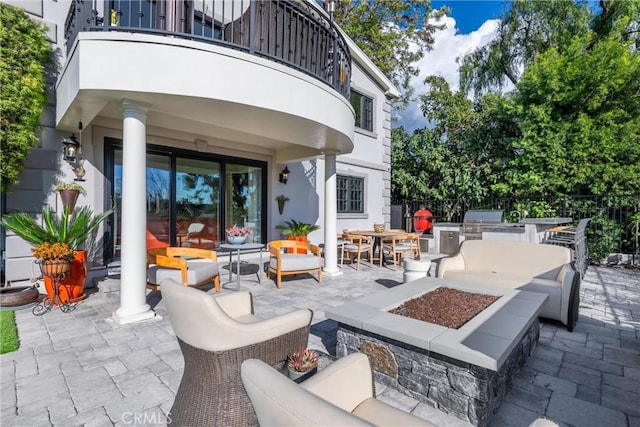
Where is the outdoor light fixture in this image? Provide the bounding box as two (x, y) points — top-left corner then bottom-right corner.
(279, 165), (290, 184)
(61, 121), (86, 181)
(62, 134), (80, 163)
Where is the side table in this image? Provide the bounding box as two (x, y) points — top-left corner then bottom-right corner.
(219, 243), (265, 288)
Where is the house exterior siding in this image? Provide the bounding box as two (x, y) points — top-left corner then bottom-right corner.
(1, 0), (398, 285)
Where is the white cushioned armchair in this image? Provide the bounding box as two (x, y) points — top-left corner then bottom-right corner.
(147, 247), (220, 291)
(241, 352), (435, 426)
(161, 278), (313, 426)
(267, 240), (323, 288)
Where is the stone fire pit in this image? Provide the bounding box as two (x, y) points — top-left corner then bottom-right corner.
(325, 278), (548, 427)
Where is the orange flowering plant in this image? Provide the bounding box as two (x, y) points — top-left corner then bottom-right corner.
(31, 242), (75, 262)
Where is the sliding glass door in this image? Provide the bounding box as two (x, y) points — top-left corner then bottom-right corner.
(106, 140), (266, 261)
(225, 164), (263, 243)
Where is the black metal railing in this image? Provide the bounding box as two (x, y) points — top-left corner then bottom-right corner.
(64, 0), (351, 98)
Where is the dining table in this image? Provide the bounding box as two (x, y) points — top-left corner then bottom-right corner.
(346, 229), (408, 265)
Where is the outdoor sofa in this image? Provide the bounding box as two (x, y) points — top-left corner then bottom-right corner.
(437, 240), (581, 331)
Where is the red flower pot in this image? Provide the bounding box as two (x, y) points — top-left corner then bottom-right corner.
(43, 250), (88, 304)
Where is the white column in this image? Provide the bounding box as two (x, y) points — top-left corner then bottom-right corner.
(113, 102), (156, 324)
(323, 152), (341, 276)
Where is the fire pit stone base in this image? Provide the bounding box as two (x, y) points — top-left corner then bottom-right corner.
(337, 321), (539, 427)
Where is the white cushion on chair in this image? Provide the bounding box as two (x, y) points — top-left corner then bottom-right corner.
(148, 259), (218, 285)
(269, 254), (322, 272)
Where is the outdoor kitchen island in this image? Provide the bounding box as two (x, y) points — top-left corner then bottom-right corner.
(326, 278), (548, 427)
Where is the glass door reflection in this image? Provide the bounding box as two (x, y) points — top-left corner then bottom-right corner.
(176, 158), (221, 249)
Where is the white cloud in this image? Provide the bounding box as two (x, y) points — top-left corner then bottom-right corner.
(396, 16), (499, 132)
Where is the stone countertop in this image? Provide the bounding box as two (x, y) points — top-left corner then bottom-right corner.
(432, 222), (462, 227)
(520, 217), (572, 225)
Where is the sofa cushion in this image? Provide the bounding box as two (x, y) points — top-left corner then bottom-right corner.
(148, 259), (218, 285)
(458, 240), (572, 280)
(270, 254), (321, 272)
(442, 271), (561, 320)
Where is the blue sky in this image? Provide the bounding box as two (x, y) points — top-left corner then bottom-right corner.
(395, 1), (509, 131)
(430, 0), (508, 34)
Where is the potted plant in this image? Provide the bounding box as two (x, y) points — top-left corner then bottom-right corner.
(275, 220), (320, 253)
(53, 182), (85, 214)
(275, 195), (290, 215)
(32, 242), (75, 277)
(287, 348), (319, 383)
(225, 224), (253, 244)
(1, 205), (113, 303)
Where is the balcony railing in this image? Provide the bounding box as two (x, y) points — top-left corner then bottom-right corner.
(64, 0), (351, 98)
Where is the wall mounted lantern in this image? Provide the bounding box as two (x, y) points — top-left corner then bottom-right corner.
(279, 165), (290, 184)
(62, 134), (80, 163)
(61, 121), (86, 181)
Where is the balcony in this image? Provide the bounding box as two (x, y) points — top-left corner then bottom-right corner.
(58, 0), (355, 158)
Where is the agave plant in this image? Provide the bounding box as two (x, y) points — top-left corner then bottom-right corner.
(1, 205), (113, 251)
(287, 348), (319, 373)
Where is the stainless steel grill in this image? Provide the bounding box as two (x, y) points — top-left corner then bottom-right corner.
(462, 210), (505, 240)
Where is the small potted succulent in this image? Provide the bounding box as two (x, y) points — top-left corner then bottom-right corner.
(225, 224), (253, 244)
(287, 348), (319, 383)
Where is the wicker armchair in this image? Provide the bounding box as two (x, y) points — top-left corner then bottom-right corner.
(161, 278), (313, 426)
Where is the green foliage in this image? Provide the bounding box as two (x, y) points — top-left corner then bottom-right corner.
(53, 182), (86, 194)
(587, 216), (623, 264)
(0, 311), (19, 354)
(334, 0), (448, 110)
(275, 220), (320, 237)
(512, 28), (640, 197)
(0, 4), (53, 193)
(396, 0), (640, 203)
(1, 206), (114, 250)
(513, 201), (557, 219)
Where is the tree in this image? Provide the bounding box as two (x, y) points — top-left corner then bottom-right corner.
(459, 0), (639, 97)
(333, 0), (448, 110)
(510, 26), (640, 197)
(392, 76), (518, 215)
(0, 4), (53, 193)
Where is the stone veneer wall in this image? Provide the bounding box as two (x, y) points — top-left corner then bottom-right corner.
(336, 321), (540, 427)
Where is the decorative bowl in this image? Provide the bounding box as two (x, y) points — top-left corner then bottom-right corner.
(227, 235), (247, 245)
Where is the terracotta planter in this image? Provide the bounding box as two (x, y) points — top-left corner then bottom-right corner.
(59, 189), (80, 214)
(287, 236), (308, 254)
(43, 250), (88, 304)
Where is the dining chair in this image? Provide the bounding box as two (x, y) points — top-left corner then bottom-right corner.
(341, 234), (373, 270)
(161, 278), (312, 426)
(380, 233), (413, 270)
